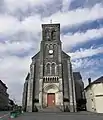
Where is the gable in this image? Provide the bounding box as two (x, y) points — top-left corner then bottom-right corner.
(31, 51), (40, 61)
(62, 51), (70, 60)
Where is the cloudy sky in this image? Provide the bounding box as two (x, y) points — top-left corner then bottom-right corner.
(0, 0), (103, 105)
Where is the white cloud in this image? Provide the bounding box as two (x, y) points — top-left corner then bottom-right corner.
(0, 14), (42, 36)
(72, 58), (103, 87)
(0, 15), (20, 35)
(72, 58), (101, 70)
(45, 4), (103, 27)
(0, 56), (31, 84)
(0, 41), (32, 54)
(62, 0), (73, 12)
(21, 15), (42, 33)
(4, 0), (55, 13)
(0, 55), (31, 104)
(69, 46), (103, 59)
(0, 3), (103, 36)
(62, 28), (103, 50)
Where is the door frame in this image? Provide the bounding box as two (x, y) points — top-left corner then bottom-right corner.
(47, 93), (55, 107)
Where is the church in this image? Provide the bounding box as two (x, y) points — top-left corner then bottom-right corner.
(22, 23), (85, 112)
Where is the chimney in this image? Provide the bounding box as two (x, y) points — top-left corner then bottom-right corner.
(88, 78), (91, 84)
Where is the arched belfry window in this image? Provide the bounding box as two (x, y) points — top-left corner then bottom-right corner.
(45, 28), (51, 40)
(53, 44), (57, 50)
(46, 63), (51, 75)
(51, 29), (56, 40)
(49, 44), (53, 49)
(51, 63), (56, 75)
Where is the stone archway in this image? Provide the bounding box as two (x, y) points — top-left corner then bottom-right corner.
(43, 84), (59, 107)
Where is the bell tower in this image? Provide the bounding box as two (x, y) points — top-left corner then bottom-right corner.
(40, 24), (62, 77)
(42, 24), (60, 41)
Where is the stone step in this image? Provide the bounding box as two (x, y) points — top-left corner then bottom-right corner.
(39, 107), (62, 112)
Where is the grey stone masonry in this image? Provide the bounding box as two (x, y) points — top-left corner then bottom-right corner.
(68, 60), (77, 112)
(22, 23), (85, 112)
(27, 64), (35, 112)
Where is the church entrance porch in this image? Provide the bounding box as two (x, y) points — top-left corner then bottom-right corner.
(41, 83), (63, 108)
(47, 93), (55, 107)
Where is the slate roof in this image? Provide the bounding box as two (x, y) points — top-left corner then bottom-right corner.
(31, 52), (40, 60)
(25, 73), (30, 81)
(73, 72), (82, 79)
(85, 76), (103, 90)
(0, 80), (8, 89)
(62, 51), (70, 59)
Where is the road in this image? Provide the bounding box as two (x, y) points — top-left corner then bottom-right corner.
(0, 111), (103, 120)
(0, 111), (10, 120)
(13, 112), (103, 120)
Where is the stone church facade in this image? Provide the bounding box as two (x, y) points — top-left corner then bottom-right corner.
(22, 23), (84, 112)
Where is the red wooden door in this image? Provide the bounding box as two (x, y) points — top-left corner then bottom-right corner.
(47, 93), (55, 106)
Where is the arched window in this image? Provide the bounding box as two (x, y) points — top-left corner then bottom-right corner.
(51, 29), (56, 40)
(45, 28), (51, 40)
(46, 63), (50, 75)
(49, 44), (53, 49)
(51, 63), (56, 75)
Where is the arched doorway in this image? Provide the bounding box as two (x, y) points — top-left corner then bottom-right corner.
(43, 84), (59, 107)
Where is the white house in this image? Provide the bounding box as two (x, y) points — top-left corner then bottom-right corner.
(85, 76), (103, 113)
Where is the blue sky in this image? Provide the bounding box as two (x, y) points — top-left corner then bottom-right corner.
(0, 0), (103, 104)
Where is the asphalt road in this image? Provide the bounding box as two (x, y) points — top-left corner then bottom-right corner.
(14, 112), (103, 120)
(0, 111), (10, 120)
(0, 111), (103, 120)
(0, 111), (9, 116)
